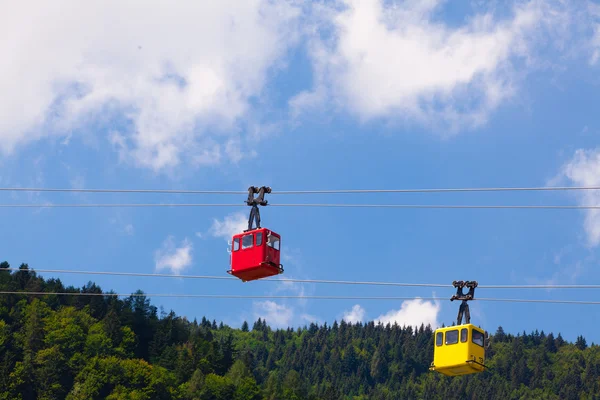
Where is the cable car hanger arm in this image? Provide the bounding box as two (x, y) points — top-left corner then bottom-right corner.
(450, 280), (477, 325)
(245, 186), (271, 232)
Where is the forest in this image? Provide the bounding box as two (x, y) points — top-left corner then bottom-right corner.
(0, 261), (598, 399)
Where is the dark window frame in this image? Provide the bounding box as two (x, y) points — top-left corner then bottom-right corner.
(472, 329), (484, 347)
(445, 329), (459, 345)
(436, 332), (443, 346)
(242, 234), (254, 249)
(460, 328), (468, 343)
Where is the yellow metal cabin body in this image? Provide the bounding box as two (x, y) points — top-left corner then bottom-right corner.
(430, 323), (486, 376)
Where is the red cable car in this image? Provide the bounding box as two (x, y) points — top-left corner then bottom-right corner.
(229, 228), (283, 282)
(227, 186), (284, 282)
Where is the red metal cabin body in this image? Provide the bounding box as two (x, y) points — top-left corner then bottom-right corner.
(229, 228), (282, 282)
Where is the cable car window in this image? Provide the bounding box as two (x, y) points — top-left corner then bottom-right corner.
(256, 232), (263, 246)
(460, 328), (468, 343)
(267, 235), (280, 251)
(233, 238), (240, 251)
(472, 330), (484, 347)
(445, 329), (459, 345)
(436, 332), (443, 346)
(242, 234), (253, 249)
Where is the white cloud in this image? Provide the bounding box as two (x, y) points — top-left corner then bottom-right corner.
(108, 214), (135, 236)
(0, 0), (300, 171)
(592, 31), (600, 65)
(294, 0), (565, 131)
(554, 148), (600, 247)
(281, 247), (302, 266)
(521, 245), (584, 289)
(248, 270), (317, 328)
(341, 304), (366, 324)
(124, 224), (135, 236)
(300, 313), (322, 325)
(7, 157), (54, 212)
(273, 277), (311, 307)
(154, 236), (193, 275)
(526, 261), (585, 290)
(253, 301), (294, 329)
(274, 279), (305, 295)
(252, 300), (320, 329)
(210, 212), (248, 240)
(375, 298), (441, 329)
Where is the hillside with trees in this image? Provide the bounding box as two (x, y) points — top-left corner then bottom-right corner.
(0, 261), (598, 399)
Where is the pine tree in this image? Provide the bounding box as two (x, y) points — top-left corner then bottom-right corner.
(576, 335), (588, 350)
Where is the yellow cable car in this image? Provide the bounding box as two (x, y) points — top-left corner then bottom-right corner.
(429, 323), (486, 376)
(430, 280), (488, 376)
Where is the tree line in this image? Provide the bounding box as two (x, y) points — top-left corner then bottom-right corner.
(0, 261), (598, 399)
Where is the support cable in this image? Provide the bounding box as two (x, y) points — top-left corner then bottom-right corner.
(0, 290), (598, 304)
(1, 185), (600, 195)
(4, 268), (600, 289)
(0, 203), (600, 209)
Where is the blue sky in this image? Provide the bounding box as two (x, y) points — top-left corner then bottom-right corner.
(2, 0), (600, 344)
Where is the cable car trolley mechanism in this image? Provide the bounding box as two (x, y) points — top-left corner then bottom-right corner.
(430, 280), (488, 377)
(227, 186), (284, 282)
